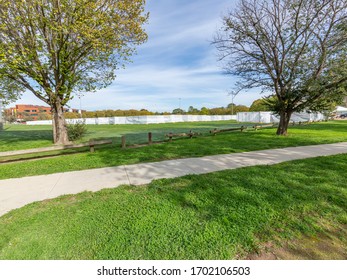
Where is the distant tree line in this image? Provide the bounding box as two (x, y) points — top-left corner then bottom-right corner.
(7, 102), (281, 122)
(8, 102), (275, 121)
(4, 100), (293, 122)
(66, 109), (155, 119)
(172, 104), (250, 115)
(62, 103), (252, 119)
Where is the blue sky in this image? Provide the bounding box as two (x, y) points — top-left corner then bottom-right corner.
(9, 0), (264, 112)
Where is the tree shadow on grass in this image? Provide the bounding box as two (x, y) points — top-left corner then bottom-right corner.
(142, 156), (347, 258)
(0, 129), (53, 151)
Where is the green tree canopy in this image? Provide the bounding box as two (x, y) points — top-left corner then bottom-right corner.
(188, 106), (199, 114)
(233, 105), (249, 114)
(0, 0), (148, 144)
(249, 99), (269, 112)
(200, 107), (210, 115)
(172, 108), (185, 114)
(0, 76), (23, 105)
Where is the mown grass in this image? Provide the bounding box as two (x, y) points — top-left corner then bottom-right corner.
(0, 121), (347, 179)
(0, 154), (346, 260)
(0, 121), (239, 152)
(0, 125), (53, 152)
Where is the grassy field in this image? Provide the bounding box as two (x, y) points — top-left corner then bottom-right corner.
(0, 120), (240, 152)
(0, 154), (346, 259)
(0, 121), (347, 179)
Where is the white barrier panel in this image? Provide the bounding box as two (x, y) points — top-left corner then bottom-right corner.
(27, 115), (237, 125)
(237, 112), (324, 123)
(236, 112), (273, 123)
(27, 120), (53, 125)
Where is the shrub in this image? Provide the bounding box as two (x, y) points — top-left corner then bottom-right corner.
(67, 121), (87, 141)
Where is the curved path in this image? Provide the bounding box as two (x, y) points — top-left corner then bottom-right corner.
(1, 142), (347, 217)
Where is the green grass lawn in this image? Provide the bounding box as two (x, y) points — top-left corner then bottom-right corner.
(0, 154), (346, 259)
(0, 120), (240, 151)
(0, 121), (347, 179)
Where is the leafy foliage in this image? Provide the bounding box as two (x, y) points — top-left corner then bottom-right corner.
(66, 121), (88, 141)
(0, 76), (23, 105)
(0, 0), (148, 143)
(249, 99), (271, 112)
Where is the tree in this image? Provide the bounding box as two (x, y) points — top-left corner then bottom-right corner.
(172, 108), (185, 114)
(82, 111), (96, 118)
(21, 112), (35, 122)
(188, 106), (199, 114)
(200, 107), (210, 115)
(38, 112), (52, 120)
(0, 0), (148, 144)
(214, 0), (347, 135)
(249, 98), (273, 112)
(226, 102), (236, 115)
(4, 112), (17, 123)
(343, 96), (347, 107)
(64, 112), (79, 119)
(0, 77), (23, 105)
(209, 107), (226, 115)
(233, 105), (249, 114)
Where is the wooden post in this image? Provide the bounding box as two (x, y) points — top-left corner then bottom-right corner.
(121, 135), (126, 149)
(168, 133), (173, 142)
(148, 132), (152, 145)
(189, 130), (193, 139)
(88, 139), (94, 152)
(89, 141), (95, 153)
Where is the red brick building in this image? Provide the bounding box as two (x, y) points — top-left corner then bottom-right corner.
(6, 104), (51, 121)
(6, 104), (80, 121)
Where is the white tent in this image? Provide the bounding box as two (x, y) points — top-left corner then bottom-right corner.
(335, 106), (347, 114)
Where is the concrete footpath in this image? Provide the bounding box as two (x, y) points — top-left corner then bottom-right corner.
(1, 142), (347, 217)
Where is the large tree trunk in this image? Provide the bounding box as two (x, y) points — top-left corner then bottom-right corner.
(276, 110), (292, 136)
(51, 100), (70, 145)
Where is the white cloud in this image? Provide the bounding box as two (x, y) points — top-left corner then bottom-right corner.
(9, 0), (264, 112)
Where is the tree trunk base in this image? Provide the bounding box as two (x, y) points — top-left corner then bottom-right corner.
(276, 111), (292, 136)
(51, 101), (71, 145)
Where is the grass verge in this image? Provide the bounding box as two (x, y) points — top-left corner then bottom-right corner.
(0, 154), (346, 259)
(0, 121), (347, 179)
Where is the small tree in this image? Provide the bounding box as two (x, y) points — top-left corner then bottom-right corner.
(188, 106), (199, 114)
(233, 105), (249, 114)
(200, 107), (210, 115)
(0, 0), (148, 144)
(172, 108), (185, 114)
(250, 99), (269, 112)
(214, 0), (347, 135)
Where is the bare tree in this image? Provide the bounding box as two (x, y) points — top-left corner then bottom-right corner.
(214, 0), (347, 135)
(0, 0), (148, 144)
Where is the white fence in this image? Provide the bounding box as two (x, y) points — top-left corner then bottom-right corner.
(237, 111), (325, 123)
(27, 115), (237, 125)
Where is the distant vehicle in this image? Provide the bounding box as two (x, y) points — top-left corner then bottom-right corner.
(340, 113), (347, 118)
